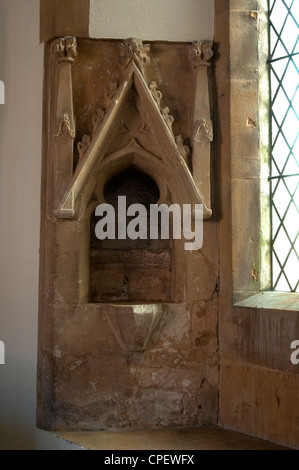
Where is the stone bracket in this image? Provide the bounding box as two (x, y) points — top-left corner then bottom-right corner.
(104, 304), (166, 352)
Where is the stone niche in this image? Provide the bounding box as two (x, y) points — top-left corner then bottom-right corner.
(37, 37), (219, 431)
(89, 168), (173, 303)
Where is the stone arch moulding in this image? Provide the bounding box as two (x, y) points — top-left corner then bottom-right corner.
(37, 36), (218, 432)
(54, 38), (213, 220)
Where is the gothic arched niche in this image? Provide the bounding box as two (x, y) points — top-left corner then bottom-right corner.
(37, 36), (219, 434)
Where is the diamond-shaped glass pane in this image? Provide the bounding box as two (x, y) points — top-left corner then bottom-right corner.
(270, 2), (288, 38)
(283, 201), (299, 240)
(282, 61), (298, 98)
(283, 109), (299, 145)
(283, 249), (299, 289)
(272, 87), (289, 121)
(284, 153), (299, 174)
(269, 0), (299, 292)
(274, 272), (291, 291)
(272, 179), (291, 216)
(284, 0), (293, 8)
(271, 57), (289, 81)
(273, 226), (291, 260)
(270, 33), (288, 61)
(285, 174), (299, 194)
(293, 90), (299, 114)
(272, 133), (290, 172)
(280, 14), (299, 52)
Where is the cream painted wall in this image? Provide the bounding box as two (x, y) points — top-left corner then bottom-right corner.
(89, 0), (214, 41)
(0, 0), (80, 450)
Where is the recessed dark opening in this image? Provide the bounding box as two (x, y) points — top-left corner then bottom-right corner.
(104, 167), (160, 208)
(89, 166), (173, 303)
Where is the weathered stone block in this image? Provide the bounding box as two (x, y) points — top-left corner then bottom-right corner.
(129, 350), (188, 369)
(220, 360), (299, 449)
(197, 388), (219, 425)
(230, 11), (259, 80)
(55, 351), (128, 409)
(129, 389), (197, 427)
(231, 178), (262, 292)
(153, 305), (191, 350)
(231, 80), (259, 161)
(129, 367), (204, 392)
(230, 0), (259, 11)
(191, 296), (219, 339)
(185, 250), (218, 302)
(54, 305), (120, 354)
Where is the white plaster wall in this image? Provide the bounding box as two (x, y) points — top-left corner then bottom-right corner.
(89, 0), (214, 41)
(0, 0), (80, 450)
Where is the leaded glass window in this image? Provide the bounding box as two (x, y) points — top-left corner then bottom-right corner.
(268, 0), (299, 292)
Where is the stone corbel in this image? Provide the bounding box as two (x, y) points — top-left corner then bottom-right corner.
(54, 37), (77, 204)
(191, 41), (213, 212)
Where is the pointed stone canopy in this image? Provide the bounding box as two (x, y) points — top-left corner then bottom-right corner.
(54, 44), (212, 220)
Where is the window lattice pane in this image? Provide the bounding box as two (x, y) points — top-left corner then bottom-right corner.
(269, 0), (299, 292)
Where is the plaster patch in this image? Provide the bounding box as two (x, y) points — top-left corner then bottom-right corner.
(89, 0), (214, 41)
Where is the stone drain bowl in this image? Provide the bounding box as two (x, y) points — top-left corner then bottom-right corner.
(104, 303), (172, 352)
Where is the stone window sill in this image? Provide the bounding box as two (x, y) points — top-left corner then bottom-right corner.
(234, 291), (299, 312)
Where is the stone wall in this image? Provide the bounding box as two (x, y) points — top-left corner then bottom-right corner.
(216, 0), (299, 449)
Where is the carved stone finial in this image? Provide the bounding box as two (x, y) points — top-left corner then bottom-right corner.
(176, 135), (191, 165)
(119, 38), (151, 76)
(161, 107), (174, 133)
(56, 37), (78, 63)
(92, 108), (106, 135)
(193, 118), (213, 143)
(192, 41), (213, 67)
(77, 134), (91, 160)
(119, 42), (132, 68)
(149, 81), (162, 108)
(56, 113), (75, 139)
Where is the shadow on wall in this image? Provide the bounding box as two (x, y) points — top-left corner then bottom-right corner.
(0, 355), (82, 450)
